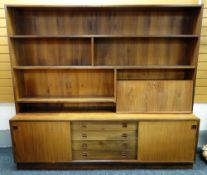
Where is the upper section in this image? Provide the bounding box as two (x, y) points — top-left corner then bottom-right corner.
(5, 5), (203, 113)
(6, 5), (202, 36)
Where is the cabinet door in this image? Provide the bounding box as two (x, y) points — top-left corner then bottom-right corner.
(138, 121), (198, 162)
(117, 80), (193, 113)
(11, 121), (72, 162)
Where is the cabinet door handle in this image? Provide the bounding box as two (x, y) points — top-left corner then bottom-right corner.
(12, 126), (18, 130)
(191, 124), (197, 130)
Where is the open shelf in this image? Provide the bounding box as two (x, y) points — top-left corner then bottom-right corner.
(94, 38), (198, 66)
(7, 6), (201, 35)
(15, 69), (115, 100)
(11, 38), (92, 66)
(17, 97), (115, 103)
(117, 69), (194, 80)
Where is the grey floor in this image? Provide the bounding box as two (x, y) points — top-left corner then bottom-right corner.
(0, 148), (206, 175)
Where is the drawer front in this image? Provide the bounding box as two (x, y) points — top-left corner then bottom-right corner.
(72, 150), (136, 160)
(72, 130), (136, 141)
(72, 140), (136, 151)
(71, 121), (137, 131)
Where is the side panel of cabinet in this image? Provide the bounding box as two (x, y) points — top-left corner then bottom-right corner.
(137, 121), (198, 162)
(10, 121), (72, 163)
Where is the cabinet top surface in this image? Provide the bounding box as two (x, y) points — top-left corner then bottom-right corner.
(10, 113), (199, 121)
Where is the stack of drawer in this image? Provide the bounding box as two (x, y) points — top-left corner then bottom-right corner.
(71, 121), (137, 160)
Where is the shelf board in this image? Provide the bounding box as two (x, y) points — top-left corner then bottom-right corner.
(13, 66), (114, 69)
(13, 65), (196, 70)
(9, 35), (199, 39)
(17, 97), (115, 103)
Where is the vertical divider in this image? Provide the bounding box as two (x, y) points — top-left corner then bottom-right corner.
(114, 69), (117, 102)
(91, 37), (94, 66)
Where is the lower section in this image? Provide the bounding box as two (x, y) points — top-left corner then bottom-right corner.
(16, 162), (194, 170)
(10, 113), (199, 169)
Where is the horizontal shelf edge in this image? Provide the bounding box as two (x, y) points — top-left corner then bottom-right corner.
(13, 66), (196, 70)
(9, 35), (200, 39)
(17, 97), (116, 103)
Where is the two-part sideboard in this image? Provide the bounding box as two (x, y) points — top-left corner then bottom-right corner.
(6, 4), (202, 169)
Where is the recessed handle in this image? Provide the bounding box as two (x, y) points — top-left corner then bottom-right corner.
(82, 143), (88, 149)
(121, 151), (127, 157)
(122, 142), (128, 149)
(82, 152), (88, 158)
(191, 124), (197, 130)
(122, 123), (127, 128)
(82, 123), (87, 128)
(12, 126), (18, 130)
(122, 133), (128, 138)
(82, 133), (87, 138)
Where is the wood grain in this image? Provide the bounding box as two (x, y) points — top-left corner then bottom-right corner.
(72, 150), (136, 160)
(7, 7), (199, 35)
(10, 113), (199, 121)
(138, 121), (198, 162)
(17, 69), (114, 98)
(72, 140), (136, 151)
(71, 121), (137, 131)
(117, 80), (193, 113)
(117, 69), (193, 80)
(11, 121), (72, 162)
(12, 38), (91, 66)
(94, 38), (196, 66)
(72, 130), (136, 141)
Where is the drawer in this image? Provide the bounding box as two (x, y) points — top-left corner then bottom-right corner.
(72, 130), (136, 140)
(72, 150), (136, 160)
(71, 121), (137, 131)
(72, 140), (136, 151)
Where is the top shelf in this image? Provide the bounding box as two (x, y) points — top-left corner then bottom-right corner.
(9, 35), (200, 39)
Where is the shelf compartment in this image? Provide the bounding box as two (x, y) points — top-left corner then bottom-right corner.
(94, 38), (197, 66)
(18, 103), (115, 113)
(117, 69), (194, 80)
(117, 80), (193, 113)
(15, 69), (114, 99)
(7, 6), (200, 35)
(17, 97), (115, 103)
(11, 38), (91, 66)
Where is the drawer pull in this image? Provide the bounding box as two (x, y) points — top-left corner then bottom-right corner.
(82, 143), (88, 148)
(82, 123), (87, 128)
(82, 133), (87, 138)
(122, 133), (128, 138)
(121, 151), (127, 157)
(122, 123), (128, 128)
(122, 142), (128, 148)
(82, 152), (88, 158)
